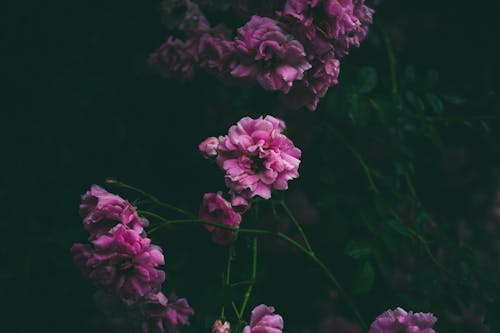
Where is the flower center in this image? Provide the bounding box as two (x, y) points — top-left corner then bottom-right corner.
(251, 155), (267, 173)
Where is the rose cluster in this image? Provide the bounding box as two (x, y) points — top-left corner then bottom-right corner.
(198, 115), (302, 244)
(369, 307), (437, 333)
(149, 0), (374, 110)
(71, 185), (194, 333)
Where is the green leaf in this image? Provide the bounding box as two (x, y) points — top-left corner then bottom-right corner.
(405, 90), (425, 112)
(357, 66), (378, 93)
(352, 261), (375, 294)
(425, 93), (444, 114)
(441, 95), (466, 105)
(425, 70), (439, 88)
(403, 66), (416, 86)
(387, 219), (414, 238)
(346, 240), (374, 260)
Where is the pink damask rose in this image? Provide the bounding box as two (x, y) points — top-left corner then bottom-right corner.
(213, 115), (301, 200)
(213, 320), (231, 333)
(137, 292), (195, 333)
(283, 0), (374, 57)
(149, 36), (199, 80)
(243, 304), (284, 333)
(284, 53), (340, 110)
(369, 307), (437, 333)
(231, 16), (311, 93)
(79, 185), (148, 238)
(198, 33), (236, 74)
(71, 225), (165, 300)
(199, 192), (242, 245)
(199, 136), (220, 159)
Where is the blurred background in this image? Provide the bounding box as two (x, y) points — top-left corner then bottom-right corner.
(2, 0), (500, 332)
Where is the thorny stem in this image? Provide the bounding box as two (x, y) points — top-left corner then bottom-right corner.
(143, 212), (367, 330)
(107, 179), (195, 218)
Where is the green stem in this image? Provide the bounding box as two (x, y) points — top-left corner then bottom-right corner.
(221, 246), (235, 319)
(331, 130), (380, 194)
(382, 28), (398, 95)
(239, 237), (258, 319)
(280, 201), (313, 252)
(107, 179), (195, 218)
(145, 213), (366, 329)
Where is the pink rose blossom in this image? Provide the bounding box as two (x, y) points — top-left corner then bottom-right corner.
(199, 192), (242, 245)
(71, 225), (165, 300)
(137, 292), (195, 333)
(231, 16), (311, 93)
(79, 185), (148, 238)
(369, 307), (437, 333)
(284, 53), (340, 110)
(199, 136), (220, 159)
(211, 115), (301, 200)
(199, 33), (236, 74)
(283, 0), (374, 57)
(231, 195), (251, 213)
(243, 304), (284, 333)
(149, 36), (199, 80)
(213, 320), (231, 333)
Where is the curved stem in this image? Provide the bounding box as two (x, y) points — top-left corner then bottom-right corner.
(143, 212), (366, 329)
(280, 201), (313, 252)
(330, 129), (380, 194)
(239, 237), (258, 319)
(107, 179), (195, 218)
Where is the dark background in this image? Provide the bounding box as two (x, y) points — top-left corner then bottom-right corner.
(2, 0), (500, 332)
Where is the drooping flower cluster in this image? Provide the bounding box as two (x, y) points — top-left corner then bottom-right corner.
(198, 116), (301, 244)
(149, 0), (374, 110)
(369, 307), (437, 333)
(71, 185), (194, 333)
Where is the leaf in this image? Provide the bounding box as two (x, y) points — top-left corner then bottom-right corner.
(346, 240), (374, 260)
(387, 219), (414, 238)
(403, 66), (416, 86)
(425, 93), (444, 114)
(441, 95), (466, 105)
(357, 66), (378, 93)
(405, 90), (425, 112)
(425, 70), (439, 88)
(352, 261), (375, 294)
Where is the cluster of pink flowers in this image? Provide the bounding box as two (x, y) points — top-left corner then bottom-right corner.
(212, 304), (284, 333)
(198, 115), (301, 244)
(149, 0), (374, 110)
(369, 307), (437, 333)
(71, 185), (194, 333)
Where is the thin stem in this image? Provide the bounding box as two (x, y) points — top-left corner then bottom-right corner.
(280, 201), (313, 252)
(382, 27), (398, 95)
(221, 246), (235, 319)
(107, 179), (195, 218)
(331, 129), (380, 194)
(145, 213), (366, 329)
(239, 237), (258, 319)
